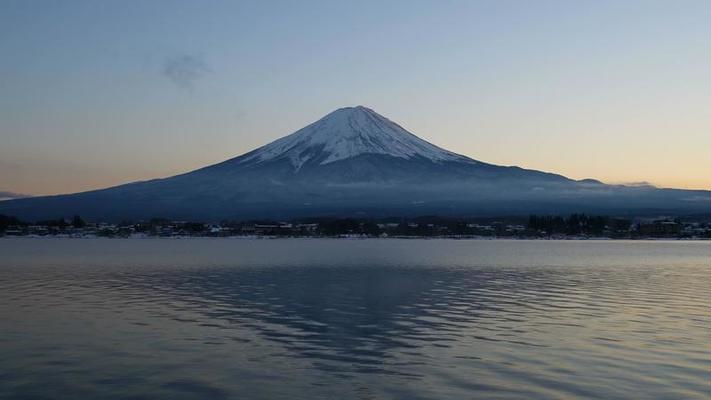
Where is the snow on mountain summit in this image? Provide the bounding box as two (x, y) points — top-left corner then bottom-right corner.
(240, 106), (473, 169)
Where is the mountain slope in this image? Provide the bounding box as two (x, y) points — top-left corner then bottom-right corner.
(2, 106), (710, 221)
(192, 106), (570, 185)
(238, 106), (472, 168)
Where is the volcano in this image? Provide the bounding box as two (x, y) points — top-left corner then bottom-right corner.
(2, 106), (710, 221)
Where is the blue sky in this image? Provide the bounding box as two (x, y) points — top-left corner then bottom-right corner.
(2, 0), (711, 195)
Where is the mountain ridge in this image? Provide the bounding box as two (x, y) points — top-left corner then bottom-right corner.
(1, 106), (710, 221)
(236, 106), (474, 170)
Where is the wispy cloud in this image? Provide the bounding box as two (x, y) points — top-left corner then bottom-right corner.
(606, 181), (656, 188)
(163, 54), (209, 90)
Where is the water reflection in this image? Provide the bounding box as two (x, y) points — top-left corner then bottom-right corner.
(1, 240), (710, 399)
(110, 263), (710, 396)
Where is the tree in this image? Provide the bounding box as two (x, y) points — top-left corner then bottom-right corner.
(72, 215), (86, 228)
(0, 214), (24, 231)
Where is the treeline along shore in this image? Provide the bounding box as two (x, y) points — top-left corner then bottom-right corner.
(2, 213), (711, 239)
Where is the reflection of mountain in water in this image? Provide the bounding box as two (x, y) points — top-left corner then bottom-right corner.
(3, 240), (711, 399)
(117, 265), (610, 377)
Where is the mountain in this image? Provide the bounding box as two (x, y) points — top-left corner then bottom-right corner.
(0, 191), (31, 202)
(239, 105), (471, 168)
(2, 106), (710, 221)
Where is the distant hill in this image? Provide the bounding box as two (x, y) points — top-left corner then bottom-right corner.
(0, 191), (31, 202)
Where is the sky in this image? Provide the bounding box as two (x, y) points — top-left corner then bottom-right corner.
(2, 0), (711, 196)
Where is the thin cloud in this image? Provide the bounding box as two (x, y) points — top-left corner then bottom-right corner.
(163, 54), (209, 90)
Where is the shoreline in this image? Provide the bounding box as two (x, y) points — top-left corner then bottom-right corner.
(2, 235), (710, 241)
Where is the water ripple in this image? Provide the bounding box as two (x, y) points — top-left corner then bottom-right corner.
(1, 239), (710, 399)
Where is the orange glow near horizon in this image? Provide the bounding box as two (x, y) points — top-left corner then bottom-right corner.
(3, 1), (711, 196)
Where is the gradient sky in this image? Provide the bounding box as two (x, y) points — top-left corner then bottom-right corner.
(2, 0), (711, 196)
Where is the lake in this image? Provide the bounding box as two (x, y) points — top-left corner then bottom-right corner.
(0, 239), (709, 399)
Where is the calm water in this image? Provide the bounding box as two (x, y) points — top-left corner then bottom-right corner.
(0, 239), (710, 399)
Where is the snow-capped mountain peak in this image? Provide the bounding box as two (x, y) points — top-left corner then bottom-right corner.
(240, 106), (473, 169)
